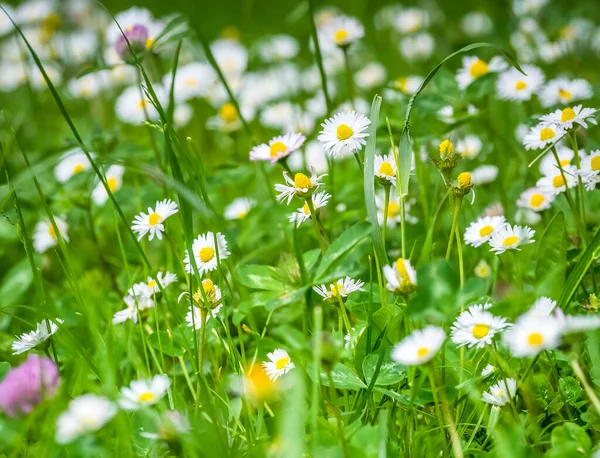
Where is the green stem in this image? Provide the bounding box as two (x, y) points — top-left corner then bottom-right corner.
(307, 0), (332, 113)
(427, 369), (450, 454)
(569, 131), (588, 246)
(342, 46), (355, 105)
(400, 194), (407, 259)
(336, 295), (353, 335)
(570, 356), (600, 416)
(353, 151), (364, 174)
(382, 185), (391, 248)
(306, 197), (330, 252)
(311, 306), (323, 454)
(446, 196), (461, 261)
(552, 146), (584, 241)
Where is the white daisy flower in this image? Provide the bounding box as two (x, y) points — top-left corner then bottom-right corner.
(262, 348), (295, 381)
(287, 140), (330, 174)
(166, 62), (216, 102)
(488, 224), (535, 254)
(383, 258), (417, 295)
(482, 378), (517, 406)
(224, 198), (255, 220)
(579, 150), (600, 190)
(539, 145), (574, 175)
(28, 63), (63, 91)
(456, 135), (483, 159)
(470, 165), (499, 185)
(33, 217), (69, 253)
(54, 148), (94, 183)
(450, 304), (510, 349)
(399, 32), (435, 62)
(12, 318), (63, 355)
(484, 203), (504, 217)
(391, 75), (424, 95)
(461, 12), (493, 37)
(496, 65), (544, 102)
(173, 103), (193, 127)
(211, 39), (248, 76)
(523, 123), (565, 150)
(289, 191), (331, 227)
(319, 15), (364, 50)
(112, 303), (138, 325)
(517, 187), (555, 212)
(375, 193), (418, 227)
(355, 62), (387, 90)
(481, 364), (495, 377)
(183, 232), (230, 275)
(119, 375), (170, 411)
(536, 165), (577, 196)
(524, 296), (557, 318)
(503, 314), (563, 357)
(91, 165), (125, 205)
(67, 71), (110, 99)
(0, 4), (14, 36)
(185, 300), (223, 329)
(456, 56), (507, 90)
(56, 395), (117, 444)
(115, 85), (164, 125)
(464, 216), (506, 248)
(256, 34), (299, 62)
(131, 199), (179, 241)
(313, 276), (365, 302)
(540, 105), (597, 131)
(146, 271), (178, 293)
(249, 132), (306, 165)
(392, 7), (429, 34)
(474, 260), (491, 278)
(274, 167), (327, 204)
(318, 110), (371, 157)
(374, 154), (397, 186)
(539, 78), (593, 107)
(391, 326), (446, 366)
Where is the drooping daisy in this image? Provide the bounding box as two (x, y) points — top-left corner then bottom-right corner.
(318, 110), (371, 157)
(131, 199), (179, 241)
(145, 272), (178, 293)
(319, 15), (364, 50)
(524, 296), (557, 319)
(456, 135), (482, 159)
(12, 318), (63, 355)
(391, 326), (446, 366)
(474, 260), (491, 278)
(450, 304), (510, 349)
(523, 123), (565, 150)
(503, 314), (563, 357)
(579, 150), (600, 190)
(456, 56), (507, 90)
(383, 258), (417, 296)
(464, 216), (506, 248)
(481, 364), (495, 377)
(119, 375), (170, 411)
(488, 224), (535, 254)
(313, 276), (365, 303)
(183, 232), (230, 275)
(517, 187), (555, 212)
(33, 217), (69, 253)
(496, 65), (544, 102)
(470, 165), (499, 185)
(374, 154), (397, 186)
(536, 165), (577, 196)
(274, 167), (326, 204)
(249, 132), (306, 165)
(539, 78), (593, 107)
(540, 105), (597, 131)
(482, 378), (517, 406)
(55, 395), (117, 444)
(91, 165), (125, 205)
(289, 191), (331, 227)
(224, 198), (255, 220)
(262, 349), (295, 381)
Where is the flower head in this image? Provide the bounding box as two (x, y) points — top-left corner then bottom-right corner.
(374, 154), (397, 186)
(496, 65), (544, 102)
(313, 276), (365, 303)
(250, 132), (306, 165)
(56, 394), (117, 443)
(54, 148), (94, 183)
(503, 314), (563, 357)
(523, 123), (564, 150)
(33, 217), (69, 254)
(536, 165), (577, 196)
(12, 318), (63, 355)
(92, 165), (125, 205)
(274, 167), (326, 204)
(391, 326), (446, 366)
(579, 150), (600, 190)
(488, 224), (535, 254)
(319, 15), (364, 50)
(517, 187), (555, 212)
(318, 110), (371, 157)
(183, 232), (230, 275)
(450, 304), (509, 349)
(289, 191), (331, 227)
(482, 378), (517, 406)
(262, 349), (295, 381)
(119, 375), (170, 411)
(539, 78), (592, 107)
(456, 56), (506, 90)
(384, 258), (417, 296)
(224, 198), (256, 220)
(464, 216), (506, 248)
(131, 199), (179, 241)
(540, 105), (597, 130)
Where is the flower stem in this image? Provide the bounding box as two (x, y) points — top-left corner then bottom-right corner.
(342, 46), (355, 106)
(311, 306), (323, 453)
(400, 194), (407, 259)
(428, 369), (464, 458)
(570, 356), (600, 416)
(446, 196), (462, 261)
(552, 146), (584, 241)
(306, 197), (330, 252)
(382, 185), (391, 248)
(569, 131), (588, 246)
(336, 295), (353, 335)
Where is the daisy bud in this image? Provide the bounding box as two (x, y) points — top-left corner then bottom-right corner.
(433, 140), (462, 176)
(439, 139), (454, 157)
(453, 171), (473, 197)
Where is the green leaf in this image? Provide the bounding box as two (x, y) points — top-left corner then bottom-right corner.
(148, 329), (186, 357)
(547, 422), (591, 457)
(0, 258), (33, 307)
(362, 347), (406, 386)
(407, 260), (459, 320)
(314, 221), (372, 281)
(236, 265), (286, 291)
(311, 363), (367, 390)
(0, 361), (10, 381)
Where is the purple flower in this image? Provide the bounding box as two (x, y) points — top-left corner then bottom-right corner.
(0, 355), (59, 416)
(115, 24), (149, 59)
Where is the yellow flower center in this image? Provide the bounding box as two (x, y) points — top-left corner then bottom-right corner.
(472, 324), (490, 339)
(147, 280), (156, 288)
(275, 357), (290, 370)
(530, 193), (545, 208)
(73, 163), (85, 174)
(561, 107), (576, 123)
(336, 124), (354, 140)
(503, 235), (519, 246)
(269, 141), (287, 157)
(496, 390), (503, 397)
(469, 59), (489, 78)
(395, 77), (407, 92)
(294, 172), (312, 189)
(148, 212), (161, 226)
(202, 278), (215, 295)
(515, 80), (527, 91)
(138, 391), (155, 402)
(330, 283), (343, 296)
(479, 225), (494, 237)
(395, 258), (412, 287)
(379, 161), (395, 177)
(145, 38), (154, 50)
(457, 172), (472, 188)
(539, 127), (555, 141)
(48, 225), (56, 239)
(591, 156), (600, 171)
(439, 139), (454, 155)
(302, 202), (311, 215)
(527, 332), (543, 346)
(184, 77), (197, 87)
(558, 88), (572, 101)
(334, 29), (349, 44)
(417, 347), (429, 358)
(475, 264), (490, 278)
(387, 202), (400, 218)
(219, 102), (238, 123)
(107, 177), (118, 192)
(553, 175), (565, 188)
(137, 98), (147, 109)
(199, 247), (215, 263)
(560, 159), (571, 167)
